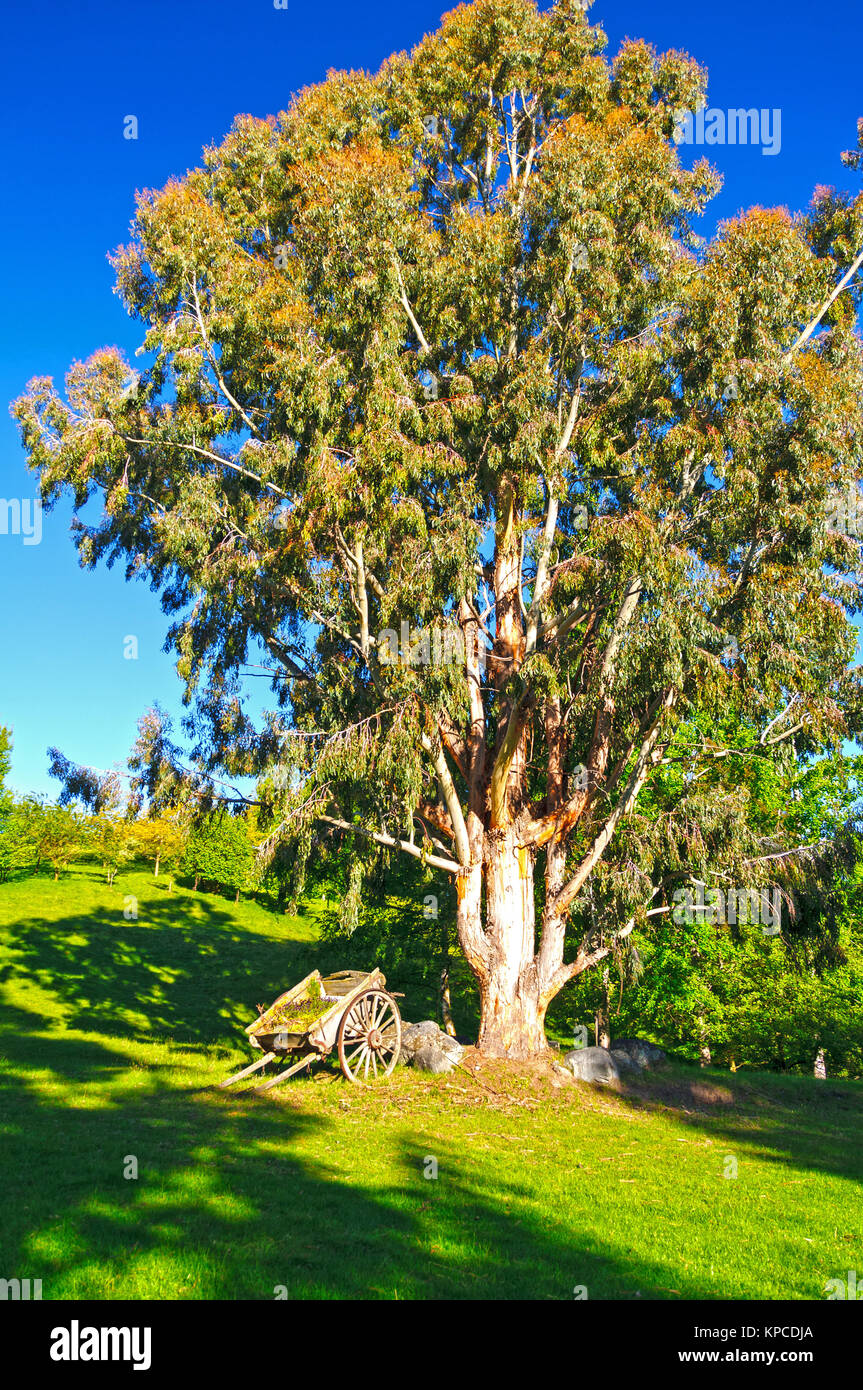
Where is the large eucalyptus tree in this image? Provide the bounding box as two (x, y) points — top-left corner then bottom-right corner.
(15, 0), (863, 1055)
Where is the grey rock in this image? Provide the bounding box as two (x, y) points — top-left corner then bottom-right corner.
(611, 1037), (667, 1070)
(562, 1045), (621, 1085)
(398, 1020), (439, 1059)
(413, 1042), (459, 1074)
(401, 1019), (439, 1047)
(399, 1020), (464, 1072)
(610, 1048), (642, 1074)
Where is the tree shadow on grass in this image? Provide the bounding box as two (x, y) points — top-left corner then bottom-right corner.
(0, 892), (455, 1060)
(2, 994), (860, 1299)
(2, 873), (860, 1299)
(0, 894), (324, 1047)
(0, 1011), (743, 1300)
(611, 1064), (863, 1190)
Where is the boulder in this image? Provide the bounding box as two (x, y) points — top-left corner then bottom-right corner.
(413, 1042), (457, 1073)
(399, 1020), (464, 1074)
(400, 1020), (441, 1054)
(562, 1045), (621, 1085)
(610, 1048), (642, 1074)
(611, 1037), (667, 1070)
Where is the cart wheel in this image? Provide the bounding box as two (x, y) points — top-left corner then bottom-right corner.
(337, 989), (402, 1084)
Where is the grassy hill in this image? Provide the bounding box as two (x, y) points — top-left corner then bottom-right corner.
(0, 865), (860, 1300)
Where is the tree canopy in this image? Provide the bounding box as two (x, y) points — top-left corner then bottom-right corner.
(13, 0), (863, 1056)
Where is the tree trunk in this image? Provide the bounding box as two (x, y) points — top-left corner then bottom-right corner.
(477, 970), (548, 1057)
(439, 965), (455, 1036)
(194, 874), (199, 891)
(439, 925), (456, 1037)
(814, 1047), (827, 1080)
(154, 853), (160, 877)
(696, 1014), (711, 1067)
(595, 967), (611, 1048)
(474, 831), (548, 1058)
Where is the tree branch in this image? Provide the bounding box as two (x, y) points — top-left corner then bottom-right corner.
(785, 245), (863, 359)
(317, 814), (462, 875)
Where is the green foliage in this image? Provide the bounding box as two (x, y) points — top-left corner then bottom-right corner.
(0, 727), (11, 807)
(316, 845), (471, 1030)
(130, 812), (189, 888)
(0, 729), (18, 882)
(0, 801), (34, 883)
(183, 812), (253, 897)
(560, 730), (863, 1075)
(9, 798), (87, 880)
(88, 813), (137, 886)
(566, 914), (863, 1078)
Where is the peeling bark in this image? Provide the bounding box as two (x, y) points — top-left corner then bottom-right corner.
(474, 828), (550, 1057)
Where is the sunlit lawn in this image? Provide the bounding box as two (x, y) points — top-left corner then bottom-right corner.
(0, 866), (860, 1300)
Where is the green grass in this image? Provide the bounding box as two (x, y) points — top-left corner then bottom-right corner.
(0, 864), (861, 1300)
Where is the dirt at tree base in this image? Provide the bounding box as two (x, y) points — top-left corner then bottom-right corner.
(449, 1050), (743, 1114)
(456, 1049), (580, 1095)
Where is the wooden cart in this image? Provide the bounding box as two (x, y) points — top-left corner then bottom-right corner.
(219, 968), (402, 1092)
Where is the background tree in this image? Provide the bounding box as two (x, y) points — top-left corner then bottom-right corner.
(0, 805), (29, 884)
(13, 0), (863, 1057)
(131, 813), (189, 890)
(0, 728), (20, 882)
(183, 811), (253, 900)
(5, 797), (42, 875)
(0, 727), (11, 808)
(565, 735), (863, 1072)
(88, 811), (136, 886)
(47, 747), (137, 886)
(24, 801), (86, 881)
(47, 747), (123, 815)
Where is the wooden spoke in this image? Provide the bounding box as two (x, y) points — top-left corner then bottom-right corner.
(337, 990), (402, 1083)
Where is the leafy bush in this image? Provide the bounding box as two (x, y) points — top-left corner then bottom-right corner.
(183, 813), (253, 899)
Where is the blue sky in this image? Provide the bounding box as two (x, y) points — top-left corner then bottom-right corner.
(1, 0), (861, 796)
